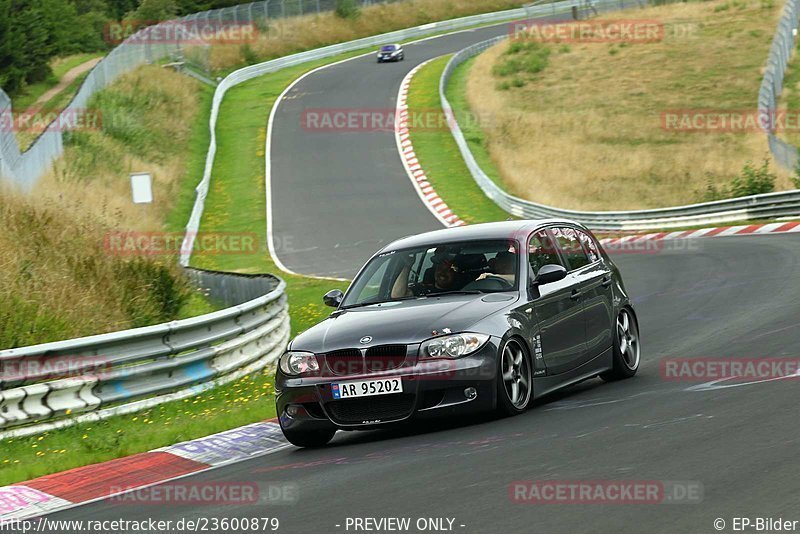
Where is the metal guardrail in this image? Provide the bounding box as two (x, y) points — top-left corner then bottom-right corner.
(759, 0), (800, 169)
(440, 1), (800, 230)
(180, 1), (597, 265)
(0, 272), (289, 439)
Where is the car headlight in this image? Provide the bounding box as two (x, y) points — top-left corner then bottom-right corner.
(279, 351), (319, 376)
(420, 333), (490, 359)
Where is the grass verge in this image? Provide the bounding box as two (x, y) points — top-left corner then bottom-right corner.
(0, 69), (236, 487)
(406, 51), (800, 235)
(188, 55), (363, 335)
(465, 0), (793, 210)
(406, 56), (509, 224)
(0, 52), (366, 487)
(1, 67), (222, 349)
(0, 371), (276, 486)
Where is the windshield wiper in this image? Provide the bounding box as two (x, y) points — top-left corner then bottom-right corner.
(340, 295), (420, 310)
(341, 290), (487, 310)
(427, 290), (483, 297)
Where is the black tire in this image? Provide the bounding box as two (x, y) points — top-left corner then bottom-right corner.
(496, 338), (533, 416)
(600, 307), (640, 381)
(281, 426), (336, 448)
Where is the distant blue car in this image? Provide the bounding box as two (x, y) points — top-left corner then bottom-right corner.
(377, 44), (405, 63)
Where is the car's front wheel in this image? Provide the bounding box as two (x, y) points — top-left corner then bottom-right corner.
(496, 338), (532, 416)
(601, 307), (640, 381)
(280, 425), (336, 448)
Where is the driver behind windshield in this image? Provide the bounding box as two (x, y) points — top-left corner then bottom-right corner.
(386, 242), (517, 300)
(391, 251), (461, 298)
(432, 259), (459, 290)
(476, 251), (515, 284)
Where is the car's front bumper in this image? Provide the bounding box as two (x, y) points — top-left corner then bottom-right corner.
(275, 338), (500, 432)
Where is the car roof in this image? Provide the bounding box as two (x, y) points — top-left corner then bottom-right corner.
(381, 219), (584, 252)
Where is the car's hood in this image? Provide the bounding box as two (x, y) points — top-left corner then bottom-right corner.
(290, 293), (518, 353)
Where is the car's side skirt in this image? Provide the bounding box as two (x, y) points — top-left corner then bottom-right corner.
(532, 348), (613, 400)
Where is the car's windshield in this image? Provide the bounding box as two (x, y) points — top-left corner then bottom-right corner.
(380, 45), (397, 51)
(342, 239), (519, 308)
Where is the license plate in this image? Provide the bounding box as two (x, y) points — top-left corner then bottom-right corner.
(332, 378), (403, 399)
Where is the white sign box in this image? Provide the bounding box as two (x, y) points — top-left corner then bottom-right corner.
(130, 172), (153, 204)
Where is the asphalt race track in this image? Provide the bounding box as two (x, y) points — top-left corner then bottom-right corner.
(269, 21), (541, 279)
(50, 17), (800, 534)
(51, 233), (800, 532)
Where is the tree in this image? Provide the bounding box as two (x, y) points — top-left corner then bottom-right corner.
(105, 0), (139, 19)
(14, 0), (56, 86)
(0, 0), (24, 92)
(335, 0), (361, 19)
(127, 0), (179, 22)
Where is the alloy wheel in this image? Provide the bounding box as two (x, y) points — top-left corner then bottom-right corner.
(501, 340), (531, 409)
(617, 309), (640, 370)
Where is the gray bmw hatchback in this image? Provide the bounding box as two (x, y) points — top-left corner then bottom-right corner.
(275, 220), (640, 447)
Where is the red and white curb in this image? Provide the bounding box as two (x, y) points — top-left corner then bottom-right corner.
(599, 221), (800, 247)
(395, 59), (465, 229)
(0, 419), (289, 522)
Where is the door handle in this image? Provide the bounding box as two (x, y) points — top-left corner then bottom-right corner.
(570, 290), (582, 301)
(601, 277), (612, 288)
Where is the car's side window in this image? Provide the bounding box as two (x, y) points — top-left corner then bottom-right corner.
(576, 229), (601, 263)
(552, 227), (591, 271)
(528, 230), (562, 276)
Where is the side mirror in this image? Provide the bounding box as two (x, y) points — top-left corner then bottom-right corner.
(323, 289), (344, 308)
(534, 264), (567, 286)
